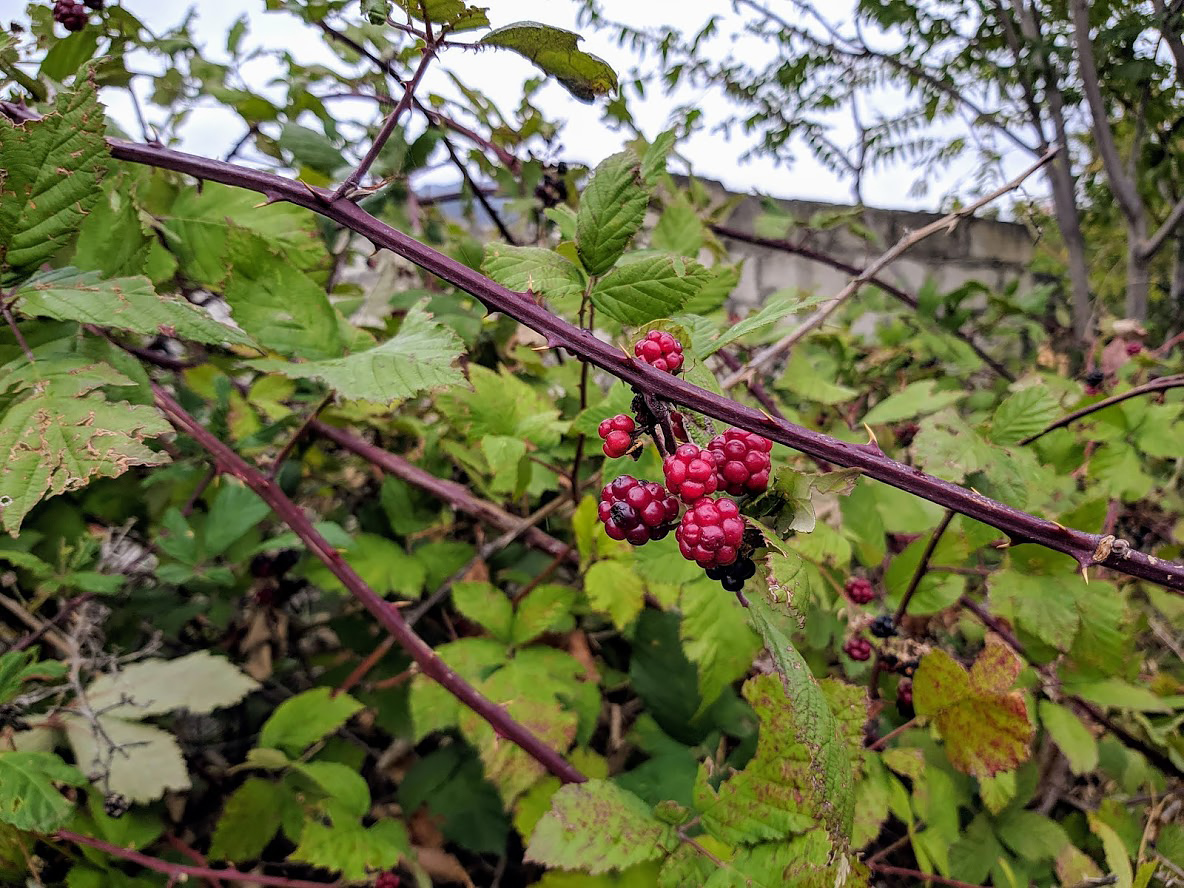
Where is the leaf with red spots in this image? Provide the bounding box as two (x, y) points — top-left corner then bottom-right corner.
(913, 635), (1034, 778)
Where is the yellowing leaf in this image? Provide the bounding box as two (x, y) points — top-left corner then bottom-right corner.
(480, 22), (618, 103)
(84, 651), (258, 719)
(525, 779), (678, 874)
(64, 714), (190, 803)
(913, 636), (1034, 778)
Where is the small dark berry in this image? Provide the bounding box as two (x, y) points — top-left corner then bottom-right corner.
(676, 496), (746, 568)
(870, 615), (896, 638)
(598, 413), (636, 459)
(707, 428), (773, 496)
(844, 636), (872, 661)
(898, 659), (918, 678)
(634, 330), (684, 374)
(663, 443), (720, 503)
(1125, 341), (1142, 356)
(52, 0), (88, 30)
(598, 475), (679, 546)
(1085, 369), (1104, 388)
(897, 680), (913, 707)
(721, 574), (746, 592)
(375, 873), (400, 888)
(84, 0), (103, 8)
(844, 576), (875, 605)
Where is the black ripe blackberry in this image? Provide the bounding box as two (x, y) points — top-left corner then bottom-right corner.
(870, 615), (897, 638)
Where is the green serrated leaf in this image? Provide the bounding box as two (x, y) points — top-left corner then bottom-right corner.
(0, 751), (85, 831)
(480, 22), (617, 102)
(0, 79), (109, 282)
(0, 650), (66, 706)
(525, 779), (679, 873)
(576, 151), (649, 275)
(453, 581), (514, 642)
(584, 560), (646, 629)
(14, 269), (255, 348)
(208, 778), (286, 862)
(289, 805), (409, 881)
(863, 380), (965, 425)
(989, 386), (1060, 446)
(512, 584), (576, 646)
(679, 580), (762, 713)
(63, 714), (189, 803)
(247, 302), (463, 402)
(590, 256), (710, 325)
(277, 123), (345, 176)
(483, 244), (586, 306)
(258, 688), (364, 755)
(697, 291), (830, 359)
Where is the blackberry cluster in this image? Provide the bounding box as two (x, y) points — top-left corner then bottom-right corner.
(707, 428), (772, 496)
(676, 497), (746, 568)
(1125, 341), (1143, 356)
(634, 330), (684, 373)
(597, 475), (679, 545)
(663, 443), (719, 503)
(870, 615), (897, 638)
(52, 0), (89, 30)
(844, 576), (875, 605)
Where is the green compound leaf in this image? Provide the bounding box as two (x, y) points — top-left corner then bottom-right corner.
(0, 750), (86, 831)
(742, 593), (859, 847)
(258, 687), (364, 756)
(208, 777), (287, 862)
(0, 78), (109, 283)
(480, 22), (617, 102)
(679, 580), (762, 714)
(913, 636), (1034, 778)
(0, 360), (170, 535)
(14, 269), (255, 347)
(289, 804), (410, 881)
(525, 779), (679, 874)
(483, 244), (586, 307)
(82, 650), (258, 720)
(395, 0), (490, 31)
(576, 151), (649, 276)
(590, 256), (711, 325)
(585, 559), (647, 629)
(247, 302), (463, 403)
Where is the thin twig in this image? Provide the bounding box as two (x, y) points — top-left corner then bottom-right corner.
(436, 131), (518, 244)
(1019, 374), (1184, 445)
(2, 300), (35, 363)
(720, 145), (1059, 389)
(868, 716), (918, 751)
(9, 595), (92, 653)
(55, 830), (332, 888)
(896, 511), (955, 621)
(709, 223), (1015, 382)
(268, 393), (334, 480)
(153, 385), (586, 785)
(867, 862), (987, 888)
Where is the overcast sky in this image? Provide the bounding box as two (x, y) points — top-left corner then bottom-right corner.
(8, 0), (1040, 212)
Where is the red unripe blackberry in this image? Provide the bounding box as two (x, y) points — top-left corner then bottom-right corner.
(598, 414), (636, 459)
(897, 680), (913, 707)
(597, 475), (679, 546)
(1125, 341), (1142, 356)
(634, 330), (684, 374)
(707, 428), (773, 495)
(375, 874), (400, 888)
(844, 576), (875, 605)
(844, 636), (872, 661)
(662, 443), (719, 503)
(676, 496), (746, 568)
(52, 0), (89, 30)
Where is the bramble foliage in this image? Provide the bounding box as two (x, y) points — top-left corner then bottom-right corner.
(0, 2), (1182, 888)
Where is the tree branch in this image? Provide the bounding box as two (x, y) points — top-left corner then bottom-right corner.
(1140, 194), (1184, 259)
(1151, 0), (1184, 83)
(720, 145), (1058, 389)
(65, 130), (1183, 591)
(1069, 0), (1145, 226)
(1019, 374), (1184, 445)
(152, 386), (586, 785)
(896, 510), (955, 621)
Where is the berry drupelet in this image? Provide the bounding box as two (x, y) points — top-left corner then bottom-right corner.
(845, 576), (875, 605)
(844, 636), (872, 662)
(634, 330), (684, 373)
(52, 0), (89, 30)
(676, 496), (746, 568)
(597, 475), (679, 546)
(663, 443), (720, 503)
(707, 428), (772, 496)
(869, 615), (897, 638)
(706, 555), (757, 592)
(598, 414), (636, 459)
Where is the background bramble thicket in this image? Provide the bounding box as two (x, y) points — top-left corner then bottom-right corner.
(1, 1), (1183, 887)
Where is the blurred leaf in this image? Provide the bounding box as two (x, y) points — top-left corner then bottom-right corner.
(481, 22), (618, 102)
